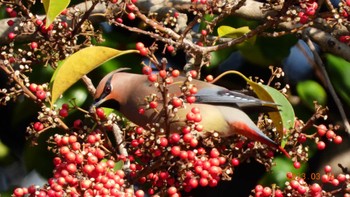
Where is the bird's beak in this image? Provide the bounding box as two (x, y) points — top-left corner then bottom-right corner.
(90, 98), (104, 112)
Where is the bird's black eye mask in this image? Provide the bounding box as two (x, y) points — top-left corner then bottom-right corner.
(94, 74), (121, 110)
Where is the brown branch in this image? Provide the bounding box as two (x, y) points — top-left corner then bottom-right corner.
(303, 35), (350, 134)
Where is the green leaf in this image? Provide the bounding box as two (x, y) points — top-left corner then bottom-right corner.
(217, 25), (256, 46)
(326, 54), (350, 107)
(114, 160), (124, 171)
(262, 86), (295, 147)
(50, 46), (138, 105)
(259, 157), (307, 187)
(42, 0), (70, 28)
(296, 80), (327, 109)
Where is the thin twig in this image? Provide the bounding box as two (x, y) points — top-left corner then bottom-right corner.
(303, 35), (350, 134)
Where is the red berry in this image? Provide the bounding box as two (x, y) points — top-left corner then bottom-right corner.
(179, 150), (188, 160)
(167, 187), (177, 196)
(324, 165), (332, 173)
(73, 119), (82, 129)
(189, 70), (197, 78)
(136, 42), (145, 50)
(337, 173), (346, 182)
(142, 66), (152, 75)
(96, 108), (106, 119)
(159, 137), (168, 147)
(14, 188), (24, 197)
(231, 158), (240, 166)
(208, 179), (218, 187)
(317, 141), (326, 150)
(275, 189), (283, 197)
(186, 112), (196, 121)
(135, 126), (144, 134)
(201, 29), (207, 36)
(30, 42), (38, 49)
(189, 86), (198, 94)
(33, 122), (44, 131)
(334, 135), (342, 144)
(262, 187), (272, 197)
(7, 32), (16, 40)
(297, 134), (307, 143)
(59, 108), (68, 117)
(36, 90), (46, 100)
(172, 97), (183, 108)
(293, 161), (301, 169)
(139, 47), (148, 56)
(326, 130), (335, 139)
(135, 190), (144, 197)
(29, 83), (37, 92)
(195, 124), (204, 132)
(138, 108), (145, 115)
(317, 124), (327, 136)
(116, 17), (123, 23)
(128, 12), (135, 20)
(148, 74), (157, 82)
(190, 138), (198, 147)
(149, 101), (158, 109)
(310, 183), (322, 193)
(205, 75), (214, 82)
(199, 178), (208, 187)
(35, 19), (43, 26)
(171, 146), (181, 156)
(186, 96), (196, 103)
(170, 133), (180, 143)
(187, 178), (197, 189)
(167, 45), (174, 53)
(305, 7), (315, 16)
(183, 133), (193, 143)
(297, 186), (307, 194)
(159, 70), (167, 78)
(182, 126), (191, 134)
(290, 180), (299, 189)
(7, 19), (14, 26)
(171, 69), (180, 77)
(255, 185), (263, 192)
(298, 12), (308, 24)
(286, 172), (293, 179)
(126, 4), (135, 12)
(321, 174), (329, 183)
(331, 178), (339, 186)
(210, 148), (220, 158)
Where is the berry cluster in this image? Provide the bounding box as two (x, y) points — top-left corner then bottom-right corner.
(252, 165), (350, 197)
(13, 131), (138, 197)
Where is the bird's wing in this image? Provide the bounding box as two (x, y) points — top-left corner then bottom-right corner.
(195, 88), (278, 111)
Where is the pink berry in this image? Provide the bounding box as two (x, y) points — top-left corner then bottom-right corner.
(317, 124), (327, 136)
(317, 141), (326, 150)
(30, 42), (38, 49)
(293, 161), (301, 169)
(8, 32), (16, 40)
(334, 135), (342, 144)
(324, 165), (332, 173)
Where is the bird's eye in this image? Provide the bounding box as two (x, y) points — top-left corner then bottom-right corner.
(104, 84), (112, 94)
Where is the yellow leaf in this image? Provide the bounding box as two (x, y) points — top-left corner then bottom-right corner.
(50, 46), (138, 105)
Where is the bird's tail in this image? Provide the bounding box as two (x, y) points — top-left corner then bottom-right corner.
(278, 146), (290, 158)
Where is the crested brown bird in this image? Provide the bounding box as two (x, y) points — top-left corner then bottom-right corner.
(92, 69), (289, 157)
